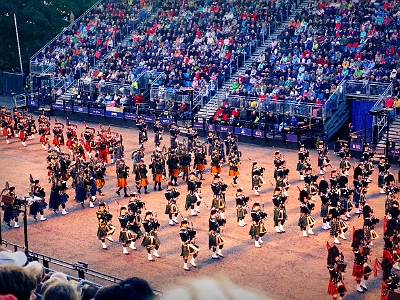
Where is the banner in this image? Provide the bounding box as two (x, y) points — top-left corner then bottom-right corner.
(106, 111), (124, 119)
(52, 103), (64, 110)
(234, 127), (252, 136)
(389, 148), (400, 156)
(253, 129), (265, 138)
(142, 115), (155, 123)
(65, 103), (73, 111)
(286, 134), (298, 142)
(159, 118), (173, 125)
(89, 107), (104, 116)
(124, 112), (137, 120)
(216, 125), (233, 133)
(206, 124), (215, 131)
(350, 142), (363, 152)
(28, 100), (38, 107)
(193, 122), (204, 130)
(74, 106), (88, 113)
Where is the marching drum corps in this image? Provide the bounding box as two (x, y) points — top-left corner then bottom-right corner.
(2, 109), (400, 298)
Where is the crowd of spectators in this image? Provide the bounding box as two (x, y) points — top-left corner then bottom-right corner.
(211, 0), (400, 129)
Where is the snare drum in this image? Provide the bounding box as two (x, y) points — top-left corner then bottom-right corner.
(126, 230), (137, 241)
(306, 215), (316, 227)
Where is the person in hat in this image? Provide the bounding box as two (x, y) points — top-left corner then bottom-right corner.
(193, 145), (206, 180)
(297, 144), (309, 180)
(272, 187), (287, 233)
(235, 188), (250, 227)
(165, 182), (181, 225)
(211, 175), (227, 218)
(186, 172), (202, 216)
(126, 193), (145, 250)
(94, 162), (107, 196)
(169, 122), (179, 149)
(29, 178), (47, 221)
(116, 159), (130, 197)
(251, 161), (265, 193)
(96, 202), (115, 249)
(210, 148), (222, 175)
(298, 188), (316, 237)
(2, 186), (21, 228)
(150, 154), (165, 191)
(208, 208), (225, 259)
(186, 126), (198, 151)
(141, 210), (161, 261)
(135, 159), (149, 194)
(0, 249), (27, 266)
(327, 244), (347, 300)
(117, 205), (138, 255)
(228, 150), (240, 187)
(167, 150), (180, 186)
(249, 201), (267, 248)
(179, 218), (199, 270)
(180, 148), (192, 182)
(136, 116), (148, 145)
(351, 229), (372, 293)
(153, 118), (164, 151)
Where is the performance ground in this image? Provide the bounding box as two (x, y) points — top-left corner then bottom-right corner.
(0, 116), (389, 300)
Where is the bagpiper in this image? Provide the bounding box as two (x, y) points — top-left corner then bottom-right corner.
(272, 187), (287, 233)
(327, 243), (347, 300)
(351, 229), (372, 293)
(298, 189), (316, 237)
(167, 150), (180, 186)
(153, 118), (164, 150)
(211, 175), (227, 218)
(165, 182), (181, 226)
(228, 150), (240, 187)
(249, 202), (268, 248)
(180, 148), (192, 182)
(179, 219), (199, 270)
(150, 153), (165, 191)
(141, 211), (161, 261)
(135, 159), (149, 194)
(186, 173), (202, 216)
(126, 192), (145, 250)
(169, 122), (180, 149)
(96, 202), (115, 249)
(136, 116), (148, 146)
(193, 144), (206, 180)
(236, 188), (250, 227)
(118, 205), (138, 255)
(209, 208), (225, 259)
(29, 177), (47, 221)
(116, 159), (130, 197)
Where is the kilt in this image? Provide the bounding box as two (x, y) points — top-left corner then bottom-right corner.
(37, 200), (48, 211)
(66, 138), (73, 148)
(2, 127), (8, 137)
(40, 135), (46, 143)
(212, 198), (224, 210)
(328, 280), (347, 296)
(196, 164), (205, 171)
(19, 131), (26, 142)
(129, 223), (143, 237)
(59, 193), (68, 204)
(330, 219), (339, 236)
(298, 216), (307, 228)
(165, 203), (171, 215)
(237, 207), (246, 219)
(154, 173), (162, 182)
(117, 178), (128, 188)
(140, 178), (149, 187)
(340, 199), (348, 210)
(317, 157), (324, 167)
(185, 194), (197, 209)
(383, 249), (395, 264)
(208, 233), (224, 249)
(273, 169), (277, 179)
(84, 141), (91, 152)
(353, 193), (360, 205)
(211, 166), (222, 174)
(119, 230), (136, 243)
(320, 204), (328, 218)
(352, 262), (364, 278)
(181, 166), (189, 173)
(141, 234), (160, 247)
(99, 149), (108, 163)
(249, 223), (266, 237)
(378, 174), (385, 187)
(96, 179), (105, 189)
(273, 208), (287, 224)
(296, 162), (303, 171)
(229, 169), (240, 176)
(363, 226), (371, 241)
(52, 136), (59, 145)
(181, 244), (198, 257)
(97, 225), (108, 239)
(171, 168), (180, 177)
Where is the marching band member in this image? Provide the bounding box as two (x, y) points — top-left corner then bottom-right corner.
(252, 168), (263, 196)
(378, 157), (390, 194)
(298, 189), (316, 237)
(209, 208), (225, 258)
(362, 201), (379, 246)
(210, 148), (222, 175)
(352, 229), (372, 293)
(52, 122), (64, 149)
(319, 176), (330, 230)
(327, 243), (347, 300)
(317, 141), (331, 175)
(328, 193), (344, 244)
(169, 122), (179, 149)
(2, 185), (21, 228)
(249, 202), (267, 248)
(179, 219), (199, 270)
(118, 206), (137, 255)
(29, 178), (47, 221)
(127, 193), (145, 250)
(94, 162), (106, 196)
(236, 188), (250, 227)
(135, 159), (149, 194)
(2, 112), (13, 144)
(18, 119), (28, 147)
(272, 188), (287, 233)
(96, 202), (115, 250)
(381, 258), (400, 299)
(153, 118), (163, 151)
(211, 175), (227, 218)
(228, 150), (240, 187)
(193, 145), (206, 180)
(115, 159), (130, 197)
(165, 182), (181, 226)
(180, 148), (191, 182)
(186, 127), (198, 151)
(167, 151), (180, 186)
(297, 144), (309, 180)
(141, 211), (161, 261)
(150, 153), (165, 191)
(136, 116), (148, 146)
(186, 173), (202, 216)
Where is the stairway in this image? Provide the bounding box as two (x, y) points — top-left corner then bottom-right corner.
(195, 0), (308, 121)
(376, 116), (400, 152)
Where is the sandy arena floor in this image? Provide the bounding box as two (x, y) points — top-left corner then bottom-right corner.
(0, 116), (391, 300)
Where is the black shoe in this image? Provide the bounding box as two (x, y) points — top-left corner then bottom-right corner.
(158, 187), (163, 191)
(33, 215), (37, 220)
(144, 191), (149, 194)
(81, 203), (85, 208)
(116, 191), (120, 196)
(124, 194), (130, 198)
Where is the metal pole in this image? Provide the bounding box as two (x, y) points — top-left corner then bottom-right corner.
(23, 201), (29, 257)
(14, 14), (24, 74)
(386, 113), (390, 159)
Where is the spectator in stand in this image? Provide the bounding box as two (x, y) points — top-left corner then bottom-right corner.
(0, 265), (37, 300)
(239, 107), (248, 122)
(25, 261), (45, 299)
(279, 111), (291, 132)
(41, 277), (79, 300)
(385, 95), (394, 108)
(290, 115), (298, 127)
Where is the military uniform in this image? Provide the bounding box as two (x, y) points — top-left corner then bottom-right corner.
(141, 211), (161, 261)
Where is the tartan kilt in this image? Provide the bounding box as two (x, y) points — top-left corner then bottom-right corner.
(320, 204), (328, 217)
(317, 157), (324, 167)
(165, 203), (171, 215)
(363, 226), (371, 241)
(298, 216), (307, 228)
(37, 200), (48, 211)
(229, 169), (240, 176)
(237, 207), (246, 219)
(171, 168), (180, 177)
(119, 231), (129, 243)
(96, 179), (105, 189)
(273, 208), (287, 223)
(330, 220), (339, 236)
(340, 199), (348, 210)
(140, 178), (149, 187)
(249, 224), (260, 238)
(196, 164), (205, 171)
(209, 233), (217, 249)
(141, 234), (160, 247)
(352, 263), (364, 277)
(211, 166), (222, 174)
(129, 223), (143, 237)
(273, 169), (277, 179)
(181, 166), (189, 173)
(378, 174), (385, 186)
(97, 225), (108, 239)
(40, 135), (46, 143)
(181, 244), (190, 257)
(117, 178), (127, 188)
(296, 162), (303, 171)
(154, 173), (162, 182)
(2, 127), (7, 137)
(328, 280), (347, 295)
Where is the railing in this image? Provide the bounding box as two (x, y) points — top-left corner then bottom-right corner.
(323, 79), (346, 120)
(0, 240), (164, 296)
(345, 80), (392, 98)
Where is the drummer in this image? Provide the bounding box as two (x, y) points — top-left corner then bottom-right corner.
(2, 186), (21, 228)
(29, 179), (48, 221)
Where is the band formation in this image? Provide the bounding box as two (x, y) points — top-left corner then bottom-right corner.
(1, 108), (400, 299)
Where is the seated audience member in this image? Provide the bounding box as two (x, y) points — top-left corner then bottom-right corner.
(41, 277), (79, 300)
(0, 265), (37, 300)
(94, 277), (155, 300)
(290, 115), (298, 127)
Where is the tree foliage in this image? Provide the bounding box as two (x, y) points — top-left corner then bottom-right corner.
(0, 0), (99, 72)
